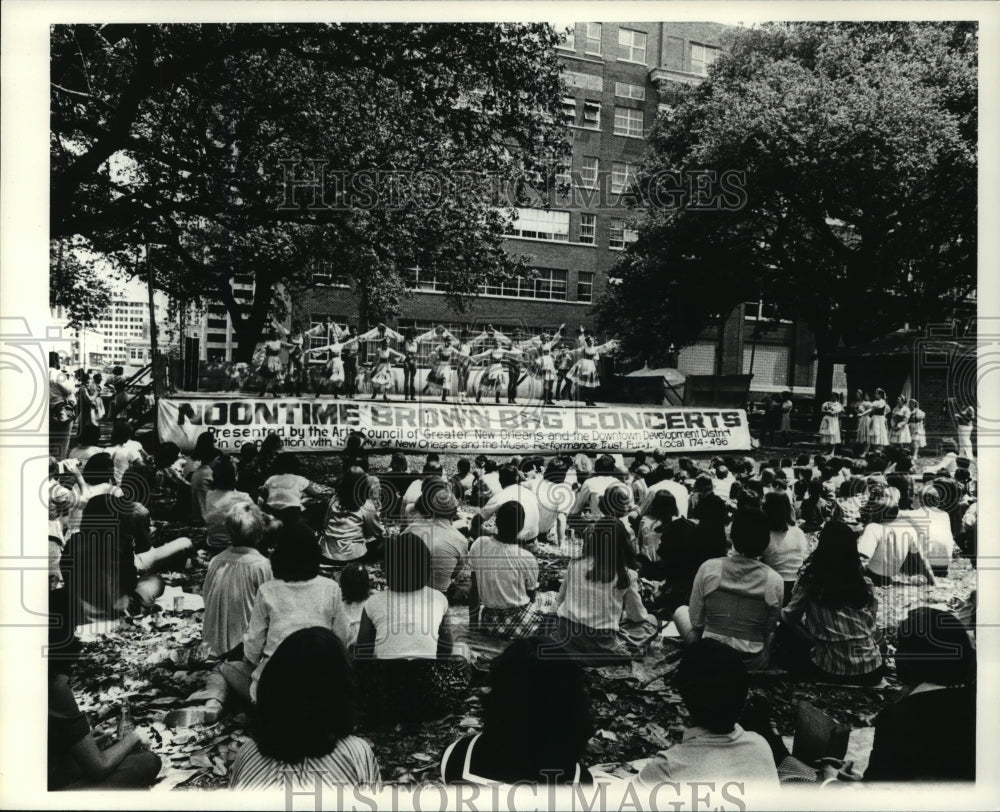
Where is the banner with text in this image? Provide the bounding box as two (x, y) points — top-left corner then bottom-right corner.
(157, 398), (752, 455)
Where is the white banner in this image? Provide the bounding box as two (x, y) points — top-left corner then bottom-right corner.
(157, 398), (752, 455)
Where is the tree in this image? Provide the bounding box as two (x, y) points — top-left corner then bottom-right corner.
(51, 24), (570, 359)
(598, 22), (977, 403)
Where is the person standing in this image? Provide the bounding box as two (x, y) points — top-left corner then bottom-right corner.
(908, 399), (927, 459)
(777, 392), (794, 443)
(75, 372), (99, 440)
(401, 327), (419, 402)
(566, 335), (618, 407)
(49, 353), (77, 460)
(868, 389), (890, 450)
(305, 334), (359, 399)
(367, 340), (405, 402)
(889, 395), (911, 448)
(818, 392), (843, 455)
(271, 319), (308, 398)
(257, 329), (287, 398)
(341, 325), (360, 398)
(854, 391), (873, 455)
(454, 328), (474, 404)
(954, 404), (975, 460)
(423, 336), (457, 403)
(471, 340), (511, 405)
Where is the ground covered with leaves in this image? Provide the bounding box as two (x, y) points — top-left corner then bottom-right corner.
(69, 451), (976, 790)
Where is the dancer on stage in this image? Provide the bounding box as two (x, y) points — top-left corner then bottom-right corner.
(401, 328), (419, 402)
(470, 339), (512, 404)
(423, 336), (457, 403)
(503, 330), (531, 405)
(359, 322), (404, 345)
(416, 324), (456, 345)
(868, 388), (890, 450)
(908, 399), (927, 459)
(818, 392), (844, 454)
(341, 326), (360, 398)
(521, 326), (564, 406)
(454, 329), (474, 403)
(889, 395), (911, 448)
(555, 346), (575, 401)
(257, 328), (294, 398)
(566, 334), (618, 407)
(368, 339), (406, 402)
(305, 333), (360, 399)
(470, 324), (512, 349)
(270, 318), (317, 398)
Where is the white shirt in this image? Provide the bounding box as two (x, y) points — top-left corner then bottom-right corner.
(402, 478), (426, 516)
(363, 586), (448, 659)
(556, 561), (648, 631)
(639, 479), (690, 519)
(262, 473), (313, 510)
(712, 474), (736, 501)
(202, 546), (272, 657)
(857, 519), (923, 578)
(108, 439), (145, 485)
(535, 478), (570, 535)
(468, 536), (539, 609)
(570, 475), (630, 517)
(480, 484), (540, 541)
(203, 490), (254, 550)
(762, 526), (809, 581)
(897, 507), (955, 568)
(478, 471), (501, 501)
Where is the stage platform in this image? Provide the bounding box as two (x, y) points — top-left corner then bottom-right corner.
(158, 393), (752, 456)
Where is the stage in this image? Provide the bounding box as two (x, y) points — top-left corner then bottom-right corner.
(158, 393), (752, 455)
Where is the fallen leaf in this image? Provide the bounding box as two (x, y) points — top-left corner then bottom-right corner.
(597, 729), (619, 742)
(191, 754), (213, 769)
(412, 752), (432, 762)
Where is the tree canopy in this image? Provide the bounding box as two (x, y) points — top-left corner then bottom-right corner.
(598, 21), (977, 397)
(51, 23), (569, 356)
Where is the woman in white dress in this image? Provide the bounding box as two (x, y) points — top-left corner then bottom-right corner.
(867, 388), (890, 449)
(566, 335), (618, 407)
(470, 340), (510, 405)
(305, 335), (359, 399)
(257, 329), (288, 398)
(454, 329), (474, 403)
(908, 399), (927, 459)
(368, 340), (405, 402)
(818, 392), (844, 454)
(423, 338), (457, 402)
(953, 405), (975, 460)
(854, 392), (872, 455)
(889, 395), (911, 447)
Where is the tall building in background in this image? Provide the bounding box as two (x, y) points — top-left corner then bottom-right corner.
(292, 22), (844, 396)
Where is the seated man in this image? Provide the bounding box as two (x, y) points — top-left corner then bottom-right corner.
(478, 463), (540, 543)
(569, 454), (631, 519)
(637, 639), (779, 786)
(673, 509), (783, 671)
(857, 501), (936, 586)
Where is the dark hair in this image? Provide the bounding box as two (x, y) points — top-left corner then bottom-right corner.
(495, 501), (525, 543)
(730, 509), (770, 557)
(273, 454), (301, 476)
(483, 458), (498, 474)
(210, 455), (238, 490)
(74, 424), (102, 448)
(425, 452), (440, 464)
(519, 458), (536, 474)
(337, 467), (370, 511)
(895, 607), (975, 687)
(780, 458), (792, 469)
(339, 564), (370, 604)
(646, 491), (679, 524)
(599, 483), (632, 518)
(270, 523), (321, 581)
(385, 532), (431, 592)
(154, 441), (180, 468)
(799, 521), (872, 609)
(239, 443), (259, 462)
(81, 452), (114, 485)
(109, 420), (133, 446)
(498, 463), (519, 489)
(390, 452), (409, 473)
(805, 479), (824, 501)
(456, 458), (471, 475)
(482, 638), (594, 784)
(544, 456), (569, 481)
(422, 459), (444, 477)
(253, 628), (356, 763)
(795, 454), (811, 467)
(594, 454), (616, 474)
(676, 639), (748, 734)
(192, 431), (219, 464)
(693, 473), (713, 495)
(417, 478), (458, 519)
(260, 432), (283, 455)
(762, 492), (794, 532)
(582, 520), (636, 589)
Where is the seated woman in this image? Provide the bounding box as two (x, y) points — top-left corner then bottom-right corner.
(550, 520), (656, 665)
(440, 638), (595, 785)
(319, 467), (385, 563)
(637, 491), (678, 564)
(220, 524), (351, 703)
(203, 456), (255, 556)
(863, 607), (975, 782)
(761, 492), (809, 605)
(403, 480), (469, 596)
(229, 627), (381, 789)
(468, 502), (549, 640)
(150, 441), (191, 519)
(650, 497), (726, 617)
(259, 453), (329, 526)
(778, 521), (884, 685)
(798, 479), (833, 532)
(67, 424), (104, 465)
(47, 593), (161, 790)
(355, 532), (469, 725)
(673, 509), (784, 671)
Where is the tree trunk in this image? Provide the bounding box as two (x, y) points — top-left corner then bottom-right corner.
(229, 283), (274, 364)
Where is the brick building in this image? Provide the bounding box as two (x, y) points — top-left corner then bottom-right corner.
(285, 22), (843, 396)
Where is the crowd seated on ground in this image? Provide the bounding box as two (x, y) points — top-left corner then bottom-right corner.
(46, 420), (979, 790)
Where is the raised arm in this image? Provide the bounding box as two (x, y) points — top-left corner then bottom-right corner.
(387, 348), (407, 362)
(270, 319), (290, 337)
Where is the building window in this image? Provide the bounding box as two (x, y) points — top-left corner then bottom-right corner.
(691, 43), (720, 76)
(743, 300), (793, 324)
(577, 271), (595, 302)
(206, 333), (228, 345)
(678, 341), (719, 376)
(613, 106), (644, 138)
(614, 81), (645, 101)
(508, 208), (570, 242)
(561, 97), (576, 126)
(207, 318), (228, 329)
(480, 269), (568, 301)
(582, 101), (601, 130)
(609, 218), (638, 250)
(312, 263), (351, 287)
(742, 344), (790, 387)
(579, 156), (599, 188)
(405, 267), (449, 292)
(618, 28), (647, 64)
(556, 24), (575, 50)
(611, 162), (635, 194)
(579, 213), (596, 245)
(585, 23), (602, 55)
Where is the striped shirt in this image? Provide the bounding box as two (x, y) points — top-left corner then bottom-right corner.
(781, 579), (882, 677)
(229, 736), (381, 790)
